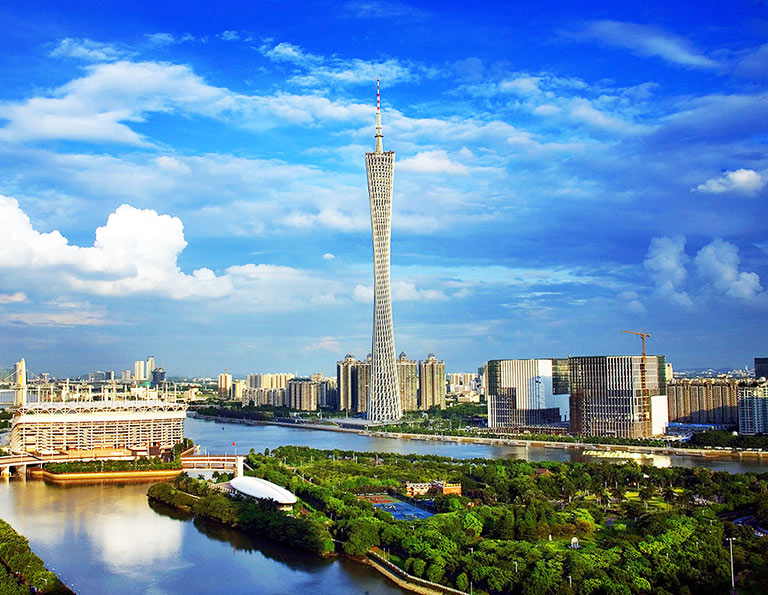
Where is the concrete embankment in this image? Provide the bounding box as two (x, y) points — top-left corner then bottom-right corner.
(29, 468), (182, 482)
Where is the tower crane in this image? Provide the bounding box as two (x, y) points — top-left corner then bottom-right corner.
(621, 330), (651, 434)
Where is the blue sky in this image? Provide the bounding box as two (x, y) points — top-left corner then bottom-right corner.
(0, 0), (766, 378)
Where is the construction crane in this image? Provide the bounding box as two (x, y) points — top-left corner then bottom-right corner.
(622, 329), (651, 434)
(621, 329), (650, 356)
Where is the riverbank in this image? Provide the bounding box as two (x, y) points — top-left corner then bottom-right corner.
(29, 468), (182, 483)
(0, 518), (72, 594)
(190, 412), (764, 461)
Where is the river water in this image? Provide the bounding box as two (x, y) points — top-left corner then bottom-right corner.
(2, 416), (767, 594)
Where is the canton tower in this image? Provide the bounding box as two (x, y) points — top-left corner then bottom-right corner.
(365, 80), (402, 421)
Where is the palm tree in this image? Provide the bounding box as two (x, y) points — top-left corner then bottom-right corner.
(662, 486), (677, 510)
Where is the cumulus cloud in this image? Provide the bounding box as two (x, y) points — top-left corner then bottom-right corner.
(0, 195), (231, 299)
(577, 20), (719, 69)
(694, 169), (765, 196)
(322, 253), (335, 260)
(694, 239), (764, 300)
(50, 38), (129, 62)
(643, 236), (693, 307)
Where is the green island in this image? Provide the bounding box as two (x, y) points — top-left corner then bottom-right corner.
(149, 445), (768, 594)
(0, 519), (71, 594)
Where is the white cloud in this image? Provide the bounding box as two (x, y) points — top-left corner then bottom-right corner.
(694, 239), (764, 300)
(0, 195), (231, 299)
(304, 336), (341, 352)
(322, 253), (335, 260)
(50, 38), (128, 62)
(0, 60), (372, 144)
(145, 33), (195, 46)
(398, 150), (469, 175)
(643, 236), (693, 307)
(4, 311), (108, 326)
(352, 281), (446, 303)
(353, 284), (374, 303)
(0, 292), (27, 303)
(694, 169), (765, 196)
(155, 156), (192, 174)
(258, 41), (423, 87)
(219, 31), (240, 41)
(578, 20), (720, 69)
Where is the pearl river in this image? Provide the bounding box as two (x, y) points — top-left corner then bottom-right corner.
(1, 415), (767, 594)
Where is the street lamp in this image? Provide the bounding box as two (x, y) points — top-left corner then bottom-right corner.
(726, 537), (736, 593)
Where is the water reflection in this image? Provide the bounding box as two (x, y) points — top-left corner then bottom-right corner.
(0, 479), (407, 594)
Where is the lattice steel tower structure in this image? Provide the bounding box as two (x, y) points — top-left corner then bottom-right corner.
(365, 80), (402, 421)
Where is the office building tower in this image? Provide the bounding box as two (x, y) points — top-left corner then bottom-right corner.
(365, 81), (401, 422)
(397, 352), (419, 411)
(485, 359), (561, 429)
(146, 356), (156, 379)
(419, 352), (446, 410)
(667, 378), (742, 426)
(755, 358), (768, 380)
(218, 373), (232, 398)
(121, 370), (131, 382)
(569, 355), (667, 438)
(738, 383), (768, 435)
(133, 360), (145, 382)
(287, 378), (319, 411)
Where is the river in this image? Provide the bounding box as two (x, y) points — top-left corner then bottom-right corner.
(2, 416), (768, 594)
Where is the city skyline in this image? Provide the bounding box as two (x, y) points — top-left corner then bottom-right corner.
(0, 1), (766, 376)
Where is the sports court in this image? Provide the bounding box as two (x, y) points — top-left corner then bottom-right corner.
(359, 494), (434, 521)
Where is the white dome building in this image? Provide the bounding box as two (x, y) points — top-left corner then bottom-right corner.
(229, 476), (297, 511)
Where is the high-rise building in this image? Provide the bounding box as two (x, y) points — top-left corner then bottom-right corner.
(337, 354), (358, 412)
(569, 355), (667, 438)
(121, 370), (132, 382)
(738, 383), (768, 435)
(755, 358), (768, 380)
(133, 360), (145, 382)
(146, 356), (156, 379)
(485, 359), (561, 429)
(336, 354), (371, 413)
(365, 81), (401, 422)
(218, 372), (232, 398)
(232, 379), (245, 402)
(287, 378), (319, 411)
(419, 353), (446, 411)
(667, 378), (743, 426)
(397, 352), (419, 411)
(13, 358), (27, 406)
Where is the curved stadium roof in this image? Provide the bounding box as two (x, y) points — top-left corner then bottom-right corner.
(230, 476), (297, 505)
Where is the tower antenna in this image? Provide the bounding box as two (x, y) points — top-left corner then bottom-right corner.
(375, 78), (383, 153)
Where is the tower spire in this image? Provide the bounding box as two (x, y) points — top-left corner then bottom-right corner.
(375, 78), (383, 153)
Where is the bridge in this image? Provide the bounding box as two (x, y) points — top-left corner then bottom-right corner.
(0, 452), (250, 477)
